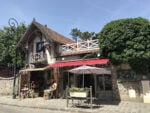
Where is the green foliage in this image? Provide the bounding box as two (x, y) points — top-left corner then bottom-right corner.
(70, 28), (81, 41)
(69, 87), (90, 93)
(70, 28), (96, 41)
(0, 23), (27, 68)
(79, 31), (95, 40)
(98, 17), (150, 74)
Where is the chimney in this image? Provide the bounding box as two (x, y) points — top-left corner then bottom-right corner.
(33, 18), (36, 22)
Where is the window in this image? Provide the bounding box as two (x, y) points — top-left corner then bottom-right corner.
(97, 74), (112, 91)
(117, 70), (136, 81)
(36, 42), (44, 52)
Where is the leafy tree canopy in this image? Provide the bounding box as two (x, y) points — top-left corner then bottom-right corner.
(70, 28), (95, 41)
(70, 28), (81, 41)
(98, 17), (150, 74)
(0, 23), (27, 68)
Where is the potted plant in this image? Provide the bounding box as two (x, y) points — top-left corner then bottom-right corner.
(69, 87), (90, 98)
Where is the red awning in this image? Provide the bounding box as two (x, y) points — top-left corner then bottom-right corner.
(46, 58), (109, 68)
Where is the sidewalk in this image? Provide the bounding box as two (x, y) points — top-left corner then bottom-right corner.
(0, 96), (150, 113)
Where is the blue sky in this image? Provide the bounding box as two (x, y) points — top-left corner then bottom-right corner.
(1, 0), (150, 38)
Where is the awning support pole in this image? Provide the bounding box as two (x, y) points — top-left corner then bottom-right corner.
(67, 72), (69, 87)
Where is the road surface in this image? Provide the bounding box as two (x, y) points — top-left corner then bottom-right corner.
(0, 104), (72, 113)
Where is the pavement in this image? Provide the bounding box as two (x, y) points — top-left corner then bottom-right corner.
(0, 96), (150, 113)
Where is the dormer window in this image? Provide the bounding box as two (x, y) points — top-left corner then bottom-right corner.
(36, 42), (44, 52)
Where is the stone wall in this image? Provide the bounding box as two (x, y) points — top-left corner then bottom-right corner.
(116, 81), (143, 102)
(0, 77), (18, 96)
(111, 64), (143, 102)
(0, 67), (19, 96)
(0, 77), (13, 95)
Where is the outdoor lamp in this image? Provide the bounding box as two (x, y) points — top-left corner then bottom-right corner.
(8, 18), (18, 99)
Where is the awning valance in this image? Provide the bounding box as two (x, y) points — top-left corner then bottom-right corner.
(19, 67), (46, 72)
(46, 58), (109, 68)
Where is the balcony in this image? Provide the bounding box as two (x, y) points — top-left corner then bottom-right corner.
(30, 52), (47, 64)
(60, 39), (99, 56)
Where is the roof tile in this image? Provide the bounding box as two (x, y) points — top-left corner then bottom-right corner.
(34, 21), (74, 44)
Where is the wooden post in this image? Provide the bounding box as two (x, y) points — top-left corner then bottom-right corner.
(53, 68), (58, 82)
(94, 75), (97, 97)
(18, 72), (21, 97)
(53, 68), (59, 97)
(66, 86), (69, 107)
(90, 86), (93, 109)
(67, 73), (69, 87)
(103, 74), (105, 90)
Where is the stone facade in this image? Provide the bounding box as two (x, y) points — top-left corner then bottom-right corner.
(116, 81), (142, 102)
(0, 78), (13, 95)
(112, 64), (143, 102)
(0, 77), (19, 96)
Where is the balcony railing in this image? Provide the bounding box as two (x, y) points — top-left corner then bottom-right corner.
(30, 52), (47, 63)
(60, 39), (99, 55)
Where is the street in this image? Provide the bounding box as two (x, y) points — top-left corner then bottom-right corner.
(1, 96), (150, 113)
(0, 105), (73, 113)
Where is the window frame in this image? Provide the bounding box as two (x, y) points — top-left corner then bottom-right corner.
(36, 41), (44, 52)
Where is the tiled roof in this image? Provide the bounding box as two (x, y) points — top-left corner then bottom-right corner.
(17, 20), (74, 47)
(33, 21), (74, 44)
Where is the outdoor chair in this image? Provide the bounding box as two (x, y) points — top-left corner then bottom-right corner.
(43, 90), (56, 99)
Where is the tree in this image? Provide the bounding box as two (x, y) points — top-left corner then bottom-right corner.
(70, 28), (81, 42)
(0, 23), (27, 68)
(79, 31), (95, 40)
(70, 28), (96, 41)
(98, 17), (150, 74)
(70, 28), (98, 59)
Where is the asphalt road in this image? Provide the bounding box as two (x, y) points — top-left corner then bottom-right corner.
(0, 105), (72, 113)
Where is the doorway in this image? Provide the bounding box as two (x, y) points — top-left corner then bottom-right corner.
(30, 71), (45, 96)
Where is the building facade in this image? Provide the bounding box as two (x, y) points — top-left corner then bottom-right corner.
(16, 20), (150, 102)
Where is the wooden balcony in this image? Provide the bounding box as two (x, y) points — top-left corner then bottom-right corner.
(60, 39), (99, 56)
(30, 52), (47, 63)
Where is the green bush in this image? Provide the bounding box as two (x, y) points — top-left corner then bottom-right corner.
(69, 87), (90, 93)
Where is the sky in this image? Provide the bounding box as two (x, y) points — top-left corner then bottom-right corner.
(1, 0), (150, 38)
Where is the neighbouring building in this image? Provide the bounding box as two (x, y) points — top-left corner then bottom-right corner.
(13, 19), (150, 103)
